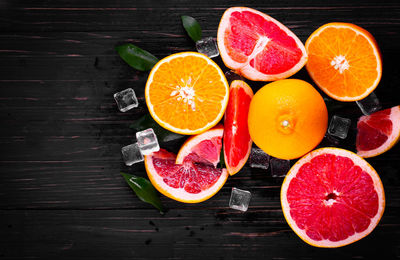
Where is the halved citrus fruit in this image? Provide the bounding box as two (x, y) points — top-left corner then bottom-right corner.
(145, 126), (228, 203)
(305, 23), (382, 101)
(356, 105), (400, 158)
(176, 124), (224, 166)
(281, 147), (385, 248)
(248, 79), (328, 160)
(145, 52), (229, 135)
(217, 7), (308, 81)
(223, 80), (253, 175)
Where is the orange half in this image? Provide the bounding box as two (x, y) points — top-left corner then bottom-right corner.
(145, 52), (229, 135)
(305, 23), (382, 101)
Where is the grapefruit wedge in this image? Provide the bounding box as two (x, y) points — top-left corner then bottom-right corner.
(356, 105), (400, 158)
(223, 80), (253, 175)
(281, 148), (385, 248)
(217, 7), (307, 81)
(145, 125), (228, 203)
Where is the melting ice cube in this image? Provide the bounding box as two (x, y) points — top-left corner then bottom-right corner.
(196, 37), (219, 58)
(356, 92), (382, 115)
(270, 158), (291, 177)
(328, 115), (351, 139)
(121, 142), (144, 166)
(136, 128), (160, 155)
(114, 88), (138, 112)
(229, 187), (252, 212)
(249, 147), (270, 170)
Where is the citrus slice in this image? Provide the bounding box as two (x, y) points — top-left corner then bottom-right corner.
(356, 105), (400, 158)
(281, 148), (385, 248)
(223, 80), (253, 175)
(145, 126), (228, 203)
(176, 124), (224, 167)
(248, 79), (328, 160)
(145, 52), (229, 135)
(305, 23), (382, 101)
(217, 7), (307, 81)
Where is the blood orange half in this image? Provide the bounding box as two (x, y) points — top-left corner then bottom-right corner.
(223, 80), (253, 175)
(356, 105), (400, 158)
(281, 148), (385, 248)
(145, 126), (228, 203)
(217, 7), (307, 81)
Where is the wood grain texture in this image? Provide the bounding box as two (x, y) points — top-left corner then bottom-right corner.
(1, 0), (400, 259)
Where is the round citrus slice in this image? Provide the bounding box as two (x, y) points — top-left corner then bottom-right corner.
(281, 148), (385, 248)
(223, 80), (253, 175)
(145, 52), (229, 135)
(217, 7), (307, 81)
(305, 23), (382, 101)
(145, 126), (228, 203)
(356, 105), (400, 158)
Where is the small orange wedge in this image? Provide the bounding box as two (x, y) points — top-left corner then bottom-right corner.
(305, 23), (382, 101)
(145, 52), (229, 135)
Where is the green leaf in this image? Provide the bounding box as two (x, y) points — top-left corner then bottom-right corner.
(219, 145), (226, 169)
(181, 15), (202, 42)
(130, 114), (184, 143)
(115, 43), (159, 71)
(121, 172), (165, 213)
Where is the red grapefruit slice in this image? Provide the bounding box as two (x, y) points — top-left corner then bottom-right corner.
(281, 148), (385, 248)
(145, 125), (228, 203)
(217, 7), (308, 81)
(356, 105), (400, 158)
(176, 124), (223, 167)
(223, 80), (253, 175)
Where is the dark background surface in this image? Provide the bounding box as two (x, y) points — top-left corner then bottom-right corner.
(0, 0), (399, 259)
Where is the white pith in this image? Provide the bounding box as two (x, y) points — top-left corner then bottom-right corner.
(281, 148), (385, 248)
(217, 7), (308, 81)
(357, 106), (400, 158)
(330, 55), (350, 74)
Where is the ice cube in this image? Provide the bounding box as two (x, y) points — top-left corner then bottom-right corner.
(356, 92), (382, 115)
(270, 158), (291, 177)
(229, 187), (252, 212)
(249, 147), (270, 170)
(196, 37), (219, 58)
(121, 142), (144, 166)
(114, 88), (138, 112)
(328, 115), (351, 139)
(136, 128), (160, 155)
(224, 70), (244, 85)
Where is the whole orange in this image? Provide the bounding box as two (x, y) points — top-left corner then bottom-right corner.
(248, 79), (328, 160)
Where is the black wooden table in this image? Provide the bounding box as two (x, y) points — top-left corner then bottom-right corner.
(1, 1), (399, 259)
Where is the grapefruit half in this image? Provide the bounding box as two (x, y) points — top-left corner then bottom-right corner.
(217, 7), (307, 81)
(281, 148), (385, 248)
(223, 80), (253, 175)
(145, 125), (228, 203)
(356, 105), (400, 158)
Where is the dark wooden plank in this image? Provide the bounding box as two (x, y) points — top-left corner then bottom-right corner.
(0, 209), (399, 259)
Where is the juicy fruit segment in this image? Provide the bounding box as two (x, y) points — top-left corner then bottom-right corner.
(217, 7), (307, 81)
(145, 149), (228, 203)
(176, 124), (224, 166)
(306, 23), (382, 101)
(356, 105), (400, 158)
(248, 79), (328, 160)
(281, 148), (385, 248)
(224, 80), (253, 175)
(145, 52), (229, 135)
(146, 126), (228, 203)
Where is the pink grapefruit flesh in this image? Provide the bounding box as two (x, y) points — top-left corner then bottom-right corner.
(145, 149), (228, 203)
(281, 148), (385, 248)
(356, 105), (400, 158)
(217, 7), (307, 81)
(223, 80), (253, 175)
